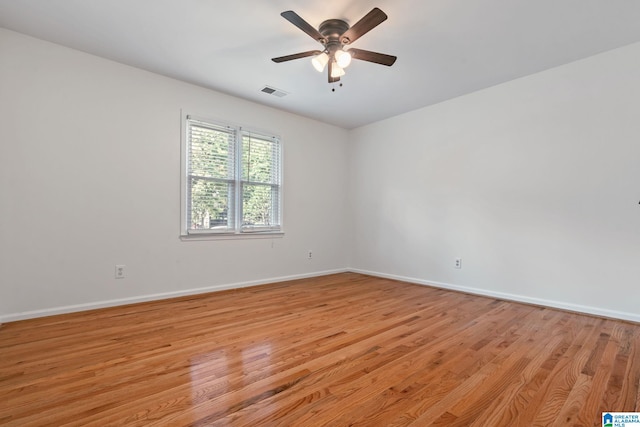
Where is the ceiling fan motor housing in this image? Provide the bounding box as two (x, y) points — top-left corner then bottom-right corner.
(319, 19), (350, 52)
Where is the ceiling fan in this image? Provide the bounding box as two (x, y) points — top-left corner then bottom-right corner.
(272, 8), (397, 83)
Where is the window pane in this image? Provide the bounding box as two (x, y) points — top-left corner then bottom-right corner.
(241, 134), (279, 184)
(188, 177), (233, 231)
(242, 183), (279, 228)
(189, 123), (234, 180)
(182, 115), (282, 236)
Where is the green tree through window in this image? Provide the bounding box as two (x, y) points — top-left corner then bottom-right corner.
(242, 133), (280, 228)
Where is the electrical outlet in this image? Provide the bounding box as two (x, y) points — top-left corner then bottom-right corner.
(308, 250), (313, 260)
(454, 258), (462, 269)
(115, 264), (126, 279)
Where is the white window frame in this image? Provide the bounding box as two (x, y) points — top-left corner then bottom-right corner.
(180, 112), (283, 239)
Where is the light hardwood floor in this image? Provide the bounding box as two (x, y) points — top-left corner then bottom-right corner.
(1, 273), (639, 426)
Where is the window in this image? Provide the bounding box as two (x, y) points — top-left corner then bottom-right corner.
(181, 115), (282, 236)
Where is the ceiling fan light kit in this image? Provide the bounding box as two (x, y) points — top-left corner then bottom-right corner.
(312, 52), (329, 72)
(272, 8), (397, 85)
(311, 49), (350, 74)
(335, 49), (352, 68)
(330, 64), (346, 78)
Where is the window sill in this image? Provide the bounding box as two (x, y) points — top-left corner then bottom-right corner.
(180, 232), (284, 242)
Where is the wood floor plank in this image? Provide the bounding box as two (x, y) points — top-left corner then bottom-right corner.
(620, 327), (640, 410)
(510, 316), (600, 425)
(1, 272), (639, 426)
(270, 300), (532, 426)
(575, 336), (621, 426)
(404, 309), (562, 426)
(551, 373), (593, 427)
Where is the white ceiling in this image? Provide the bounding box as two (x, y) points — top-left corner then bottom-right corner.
(2, 0), (640, 129)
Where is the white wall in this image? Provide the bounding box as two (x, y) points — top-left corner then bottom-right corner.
(0, 29), (350, 321)
(349, 41), (640, 322)
(2, 27), (639, 324)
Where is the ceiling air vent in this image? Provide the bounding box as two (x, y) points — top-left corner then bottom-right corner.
(261, 85), (288, 98)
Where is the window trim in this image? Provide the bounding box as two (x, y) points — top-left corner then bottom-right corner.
(180, 111), (284, 239)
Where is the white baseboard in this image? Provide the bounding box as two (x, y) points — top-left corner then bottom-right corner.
(0, 268), (348, 323)
(349, 268), (640, 324)
(4, 268), (638, 324)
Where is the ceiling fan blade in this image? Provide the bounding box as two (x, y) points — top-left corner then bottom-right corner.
(272, 50), (322, 63)
(281, 11), (326, 43)
(328, 61), (340, 83)
(349, 48), (397, 66)
(340, 8), (387, 45)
